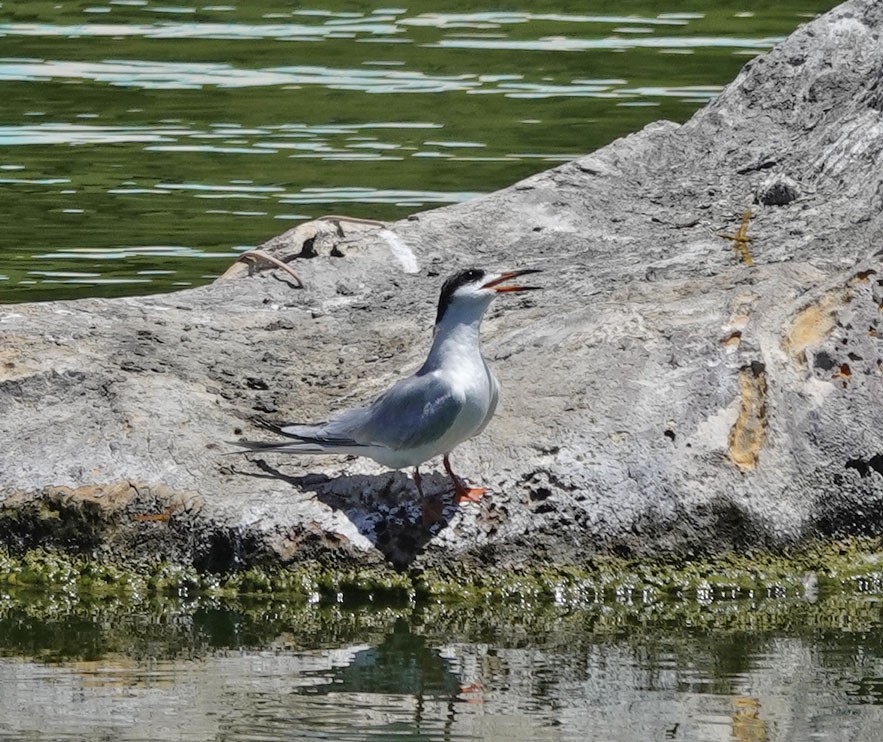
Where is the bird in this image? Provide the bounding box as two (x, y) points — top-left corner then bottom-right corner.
(238, 267), (541, 502)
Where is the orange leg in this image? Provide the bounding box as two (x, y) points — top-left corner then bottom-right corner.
(443, 454), (487, 503)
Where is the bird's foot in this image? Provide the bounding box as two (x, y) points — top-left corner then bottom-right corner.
(454, 483), (487, 504)
(442, 456), (488, 504)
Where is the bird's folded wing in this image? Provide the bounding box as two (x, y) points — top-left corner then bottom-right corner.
(356, 373), (464, 451)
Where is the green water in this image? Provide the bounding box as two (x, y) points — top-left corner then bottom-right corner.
(0, 0), (837, 302)
(1, 591), (883, 741)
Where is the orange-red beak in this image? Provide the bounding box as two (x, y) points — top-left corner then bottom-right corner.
(481, 269), (542, 293)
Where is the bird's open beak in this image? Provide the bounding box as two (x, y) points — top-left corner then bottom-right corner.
(481, 268), (542, 293)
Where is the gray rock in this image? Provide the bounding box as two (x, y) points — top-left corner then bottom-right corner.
(2, 0), (882, 573)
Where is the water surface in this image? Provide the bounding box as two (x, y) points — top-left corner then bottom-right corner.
(1, 594), (882, 741)
(0, 1), (837, 302)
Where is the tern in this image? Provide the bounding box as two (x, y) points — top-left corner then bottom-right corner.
(239, 267), (541, 501)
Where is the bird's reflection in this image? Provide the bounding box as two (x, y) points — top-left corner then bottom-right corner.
(299, 618), (465, 699)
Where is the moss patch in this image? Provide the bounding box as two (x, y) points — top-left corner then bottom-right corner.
(1, 537), (882, 608)
(1, 539), (883, 658)
(411, 538), (883, 606)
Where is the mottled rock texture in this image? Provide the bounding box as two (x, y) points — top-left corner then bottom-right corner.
(2, 0), (882, 573)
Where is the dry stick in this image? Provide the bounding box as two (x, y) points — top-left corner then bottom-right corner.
(235, 215), (387, 285)
(317, 215), (388, 227)
(236, 249), (305, 287)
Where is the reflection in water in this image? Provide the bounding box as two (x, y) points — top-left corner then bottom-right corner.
(0, 1), (837, 302)
(222, 620), (481, 740)
(303, 619), (464, 696)
(731, 696), (768, 742)
(0, 596), (882, 740)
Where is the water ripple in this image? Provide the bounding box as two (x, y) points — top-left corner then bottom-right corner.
(0, 21), (402, 40)
(0, 59), (724, 100)
(0, 123), (176, 145)
(400, 12), (695, 28)
(431, 35), (782, 52)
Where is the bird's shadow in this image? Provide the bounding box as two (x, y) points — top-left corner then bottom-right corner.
(237, 458), (463, 570)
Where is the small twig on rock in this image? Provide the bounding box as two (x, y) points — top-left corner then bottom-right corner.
(317, 214), (388, 227)
(317, 214), (388, 237)
(236, 249), (305, 287)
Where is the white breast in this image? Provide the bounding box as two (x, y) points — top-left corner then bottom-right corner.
(435, 357), (498, 454)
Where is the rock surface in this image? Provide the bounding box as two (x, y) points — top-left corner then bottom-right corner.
(2, 0), (882, 574)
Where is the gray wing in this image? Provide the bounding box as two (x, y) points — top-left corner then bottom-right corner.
(347, 372), (464, 451)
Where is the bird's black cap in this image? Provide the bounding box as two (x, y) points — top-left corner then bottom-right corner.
(435, 268), (486, 325)
(434, 267), (542, 325)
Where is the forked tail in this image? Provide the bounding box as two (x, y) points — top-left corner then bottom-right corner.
(233, 416), (367, 453)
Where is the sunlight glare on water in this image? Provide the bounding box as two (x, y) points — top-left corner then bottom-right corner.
(0, 1), (838, 302)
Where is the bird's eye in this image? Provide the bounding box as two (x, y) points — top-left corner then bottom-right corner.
(441, 268), (485, 301)
(464, 269), (482, 283)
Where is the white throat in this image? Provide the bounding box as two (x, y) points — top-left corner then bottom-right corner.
(421, 295), (493, 373)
